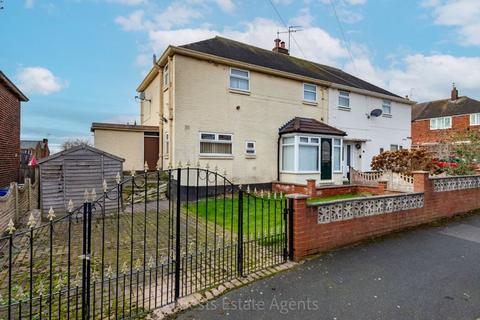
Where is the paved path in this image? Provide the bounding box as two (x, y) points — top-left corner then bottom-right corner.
(176, 213), (480, 320)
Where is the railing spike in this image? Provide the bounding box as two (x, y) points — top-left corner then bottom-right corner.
(116, 172), (121, 184)
(106, 265), (113, 278)
(135, 258), (142, 271)
(254, 187), (257, 195)
(205, 163), (210, 170)
(186, 160), (191, 167)
(156, 159), (162, 171)
(274, 192), (277, 200)
(6, 218), (15, 234)
(223, 169), (227, 176)
(238, 184), (242, 190)
(68, 199), (74, 212)
(214, 165), (218, 172)
(144, 161), (149, 172)
(84, 189), (90, 202)
(178, 160), (183, 168)
(196, 160), (201, 168)
(247, 185), (250, 193)
(91, 188), (97, 201)
(47, 207), (56, 221)
(103, 179), (108, 193)
(27, 212), (36, 228)
(148, 256), (154, 269)
(121, 262), (129, 274)
(131, 169), (136, 177)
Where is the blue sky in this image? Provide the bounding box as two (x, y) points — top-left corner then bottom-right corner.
(1, 0), (480, 151)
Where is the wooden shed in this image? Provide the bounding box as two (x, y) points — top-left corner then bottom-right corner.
(38, 145), (124, 214)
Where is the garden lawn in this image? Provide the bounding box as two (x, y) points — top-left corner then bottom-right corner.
(185, 195), (286, 235)
(307, 192), (372, 205)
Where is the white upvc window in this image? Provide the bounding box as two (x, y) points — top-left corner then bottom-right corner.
(303, 83), (317, 102)
(163, 64), (170, 87)
(333, 138), (342, 172)
(199, 132), (233, 156)
(470, 113), (480, 126)
(281, 136), (295, 171)
(430, 116), (452, 130)
(390, 144), (399, 151)
(298, 136), (320, 171)
(245, 140), (256, 155)
(229, 68), (250, 92)
(382, 100), (391, 115)
(338, 91), (350, 109)
(164, 131), (169, 156)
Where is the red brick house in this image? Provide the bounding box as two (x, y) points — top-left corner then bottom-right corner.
(0, 71), (29, 187)
(412, 86), (480, 151)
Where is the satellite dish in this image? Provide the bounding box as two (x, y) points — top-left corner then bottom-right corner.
(370, 109), (383, 117)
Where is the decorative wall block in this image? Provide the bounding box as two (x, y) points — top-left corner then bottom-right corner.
(317, 193), (424, 224)
(433, 176), (480, 192)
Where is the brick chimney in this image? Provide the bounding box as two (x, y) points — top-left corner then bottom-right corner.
(451, 84), (459, 101)
(272, 38), (289, 55)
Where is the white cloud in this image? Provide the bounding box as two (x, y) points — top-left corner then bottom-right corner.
(426, 0), (480, 45)
(215, 0), (235, 13)
(17, 67), (67, 95)
(146, 17), (348, 66)
(344, 53), (480, 102)
(115, 2), (202, 31)
(25, 0), (35, 8)
(107, 0), (147, 5)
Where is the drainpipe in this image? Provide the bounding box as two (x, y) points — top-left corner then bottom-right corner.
(277, 135), (281, 181)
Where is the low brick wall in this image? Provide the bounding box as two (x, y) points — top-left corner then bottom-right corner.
(273, 180), (386, 198)
(0, 178), (38, 232)
(289, 172), (480, 261)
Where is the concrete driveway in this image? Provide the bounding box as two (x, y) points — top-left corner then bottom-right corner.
(175, 213), (480, 320)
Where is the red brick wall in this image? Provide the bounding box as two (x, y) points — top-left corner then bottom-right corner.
(0, 84), (21, 187)
(272, 181), (385, 198)
(289, 172), (480, 261)
(412, 115), (480, 146)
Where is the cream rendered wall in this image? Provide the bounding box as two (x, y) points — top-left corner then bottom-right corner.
(141, 76), (161, 126)
(172, 55), (329, 185)
(93, 129), (144, 171)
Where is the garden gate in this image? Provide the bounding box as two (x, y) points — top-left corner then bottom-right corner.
(0, 166), (290, 319)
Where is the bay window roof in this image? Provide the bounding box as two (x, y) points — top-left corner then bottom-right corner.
(279, 117), (347, 136)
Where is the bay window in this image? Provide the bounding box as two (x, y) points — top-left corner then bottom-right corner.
(281, 135), (343, 173)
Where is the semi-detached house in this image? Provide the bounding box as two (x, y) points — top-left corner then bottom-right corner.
(93, 36), (413, 185)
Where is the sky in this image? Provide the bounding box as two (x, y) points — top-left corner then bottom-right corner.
(1, 0), (480, 152)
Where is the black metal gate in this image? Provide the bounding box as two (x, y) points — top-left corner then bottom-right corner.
(0, 166), (290, 319)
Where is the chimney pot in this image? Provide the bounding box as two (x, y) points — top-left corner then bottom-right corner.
(272, 38), (289, 55)
(280, 41), (286, 48)
(274, 38), (281, 48)
(451, 84), (459, 101)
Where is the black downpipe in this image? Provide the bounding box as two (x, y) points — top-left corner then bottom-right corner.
(276, 135), (281, 181)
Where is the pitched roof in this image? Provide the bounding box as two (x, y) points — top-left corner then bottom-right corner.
(37, 145), (124, 164)
(180, 36), (402, 99)
(0, 71), (28, 102)
(412, 96), (480, 121)
(279, 117), (347, 136)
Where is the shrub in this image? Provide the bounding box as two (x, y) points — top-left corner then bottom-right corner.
(371, 148), (434, 174)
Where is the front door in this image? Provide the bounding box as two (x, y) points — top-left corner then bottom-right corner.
(321, 138), (332, 180)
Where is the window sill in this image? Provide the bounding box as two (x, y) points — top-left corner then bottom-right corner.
(229, 88), (251, 96)
(302, 100), (318, 106)
(338, 106), (351, 111)
(382, 114), (392, 118)
(280, 171), (320, 174)
(199, 155), (234, 160)
(245, 155), (256, 159)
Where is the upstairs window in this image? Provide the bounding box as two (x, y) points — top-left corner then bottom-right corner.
(382, 100), (391, 115)
(303, 83), (317, 102)
(470, 113), (480, 126)
(430, 117), (452, 130)
(163, 64), (170, 87)
(199, 132), (233, 156)
(229, 68), (250, 92)
(338, 91), (350, 109)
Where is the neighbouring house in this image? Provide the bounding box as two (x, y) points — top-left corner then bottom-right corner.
(37, 145), (124, 214)
(0, 71), (29, 188)
(412, 86), (480, 154)
(91, 122), (159, 171)
(92, 36), (413, 185)
(19, 138), (50, 182)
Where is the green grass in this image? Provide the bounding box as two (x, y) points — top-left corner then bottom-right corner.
(307, 192), (373, 205)
(185, 195), (286, 235)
